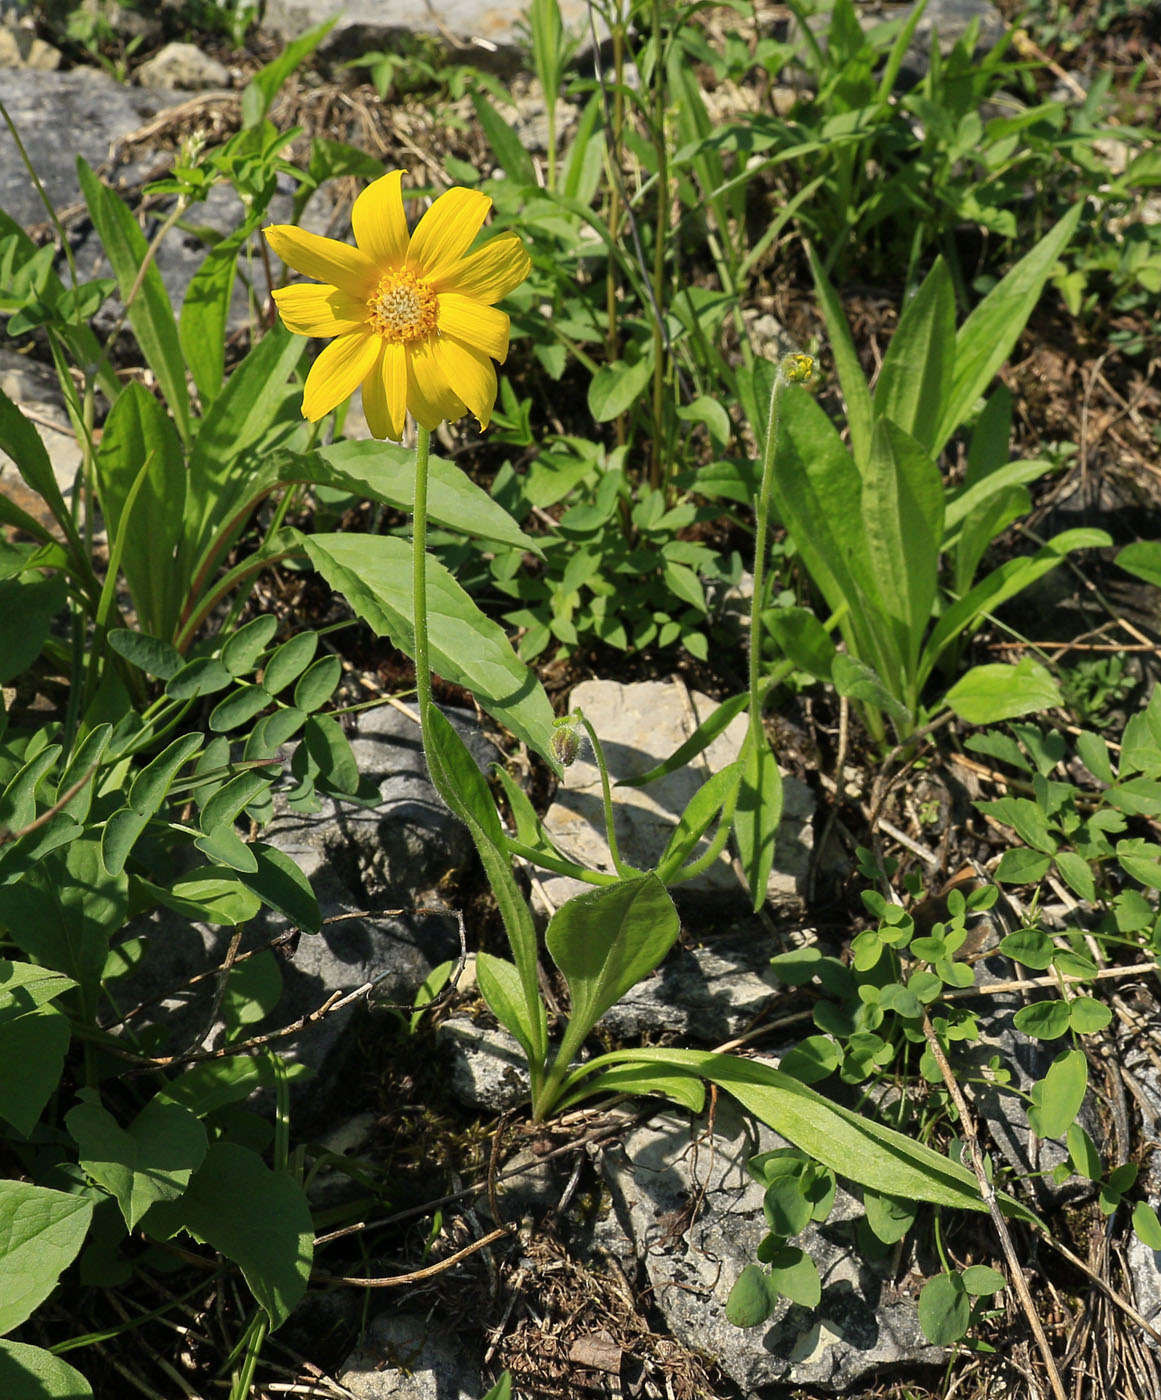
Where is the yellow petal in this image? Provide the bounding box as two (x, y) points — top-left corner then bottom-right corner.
(428, 235), (531, 303)
(362, 341), (408, 441)
(301, 329), (380, 422)
(432, 336), (498, 430)
(271, 283), (368, 337)
(407, 187), (492, 281)
(264, 224), (378, 298)
(351, 170), (410, 269)
(436, 294), (510, 362)
(406, 338), (467, 431)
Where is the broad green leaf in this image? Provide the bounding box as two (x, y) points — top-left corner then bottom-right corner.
(0, 1340), (92, 1397)
(76, 160), (190, 442)
(1116, 839), (1161, 890)
(220, 614), (279, 677)
(1069, 997), (1111, 1034)
(95, 383), (187, 639)
(768, 1245), (821, 1308)
(262, 631), (317, 696)
(962, 1264), (1006, 1296)
(935, 204), (1082, 454)
(0, 746), (62, 834)
(476, 952), (542, 1069)
(184, 323), (303, 567)
(1066, 1123), (1102, 1181)
(579, 1048), (1037, 1220)
(873, 258), (955, 456)
(995, 849), (1052, 886)
(945, 659), (1062, 725)
(862, 419), (943, 680)
(107, 630), (183, 680)
(144, 868), (262, 926)
(1027, 1048), (1087, 1137)
(1013, 1000), (1072, 1041)
(0, 1181), (93, 1334)
(863, 1188), (917, 1245)
(734, 726), (782, 913)
(763, 607), (837, 681)
(129, 733), (204, 816)
(179, 223), (253, 407)
(547, 875), (680, 1064)
(0, 840), (126, 1013)
(66, 1091), (207, 1229)
(726, 1263), (776, 1328)
(0, 962), (77, 1011)
(238, 843), (322, 935)
(1054, 850), (1096, 903)
(831, 653), (911, 725)
(305, 533), (554, 761)
(0, 1006), (69, 1137)
(319, 440), (542, 553)
(918, 1271), (971, 1345)
(998, 928), (1054, 969)
(1116, 540), (1161, 588)
(0, 573), (67, 686)
(146, 1142), (312, 1330)
(159, 1055), (297, 1118)
(588, 357), (652, 422)
(1133, 1201), (1161, 1250)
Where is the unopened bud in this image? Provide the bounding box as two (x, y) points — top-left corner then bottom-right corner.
(551, 724), (582, 767)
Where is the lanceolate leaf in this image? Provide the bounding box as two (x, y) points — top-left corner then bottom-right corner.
(305, 533), (554, 761)
(547, 875), (680, 1066)
(935, 203), (1082, 455)
(564, 1048), (1039, 1222)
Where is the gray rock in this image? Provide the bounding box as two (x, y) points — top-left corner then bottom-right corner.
(0, 67), (173, 229)
(0, 24), (61, 69)
(261, 702), (492, 900)
(261, 0), (596, 67)
(599, 1097), (944, 1392)
(599, 923), (790, 1043)
(135, 41), (231, 91)
(437, 1017), (531, 1113)
(536, 679), (813, 915)
(339, 1310), (481, 1399)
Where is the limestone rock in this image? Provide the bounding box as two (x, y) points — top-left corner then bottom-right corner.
(339, 1311), (482, 1399)
(535, 679), (813, 914)
(599, 1097), (944, 1392)
(261, 0), (596, 66)
(135, 41), (231, 91)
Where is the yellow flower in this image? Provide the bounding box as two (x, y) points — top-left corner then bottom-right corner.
(263, 171), (530, 441)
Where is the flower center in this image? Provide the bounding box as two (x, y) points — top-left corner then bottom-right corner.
(367, 268), (438, 343)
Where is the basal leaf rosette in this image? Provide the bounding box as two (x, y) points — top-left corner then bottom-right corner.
(264, 171), (530, 440)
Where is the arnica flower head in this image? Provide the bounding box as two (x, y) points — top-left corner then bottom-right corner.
(263, 171), (530, 441)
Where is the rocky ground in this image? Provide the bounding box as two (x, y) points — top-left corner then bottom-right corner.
(2, 1), (1161, 1397)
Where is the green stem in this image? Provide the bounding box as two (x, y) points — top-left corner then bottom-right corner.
(748, 370), (788, 767)
(578, 714), (633, 878)
(410, 426), (548, 1111)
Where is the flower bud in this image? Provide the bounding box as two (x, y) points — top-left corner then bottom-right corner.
(551, 723), (582, 768)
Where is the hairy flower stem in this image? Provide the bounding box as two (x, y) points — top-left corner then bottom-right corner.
(411, 426), (549, 1111)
